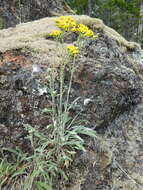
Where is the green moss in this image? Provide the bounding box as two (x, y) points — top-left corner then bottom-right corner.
(0, 17), (5, 29)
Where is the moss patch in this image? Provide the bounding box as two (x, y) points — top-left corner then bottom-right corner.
(0, 15), (141, 54)
(0, 17), (5, 29)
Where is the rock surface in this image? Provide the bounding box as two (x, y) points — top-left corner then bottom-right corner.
(0, 0), (72, 28)
(0, 15), (143, 190)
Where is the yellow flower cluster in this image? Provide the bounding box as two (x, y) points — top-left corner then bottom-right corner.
(67, 45), (79, 55)
(77, 24), (89, 33)
(48, 16), (98, 57)
(49, 30), (63, 37)
(54, 16), (96, 38)
(56, 16), (76, 31)
(73, 24), (94, 37)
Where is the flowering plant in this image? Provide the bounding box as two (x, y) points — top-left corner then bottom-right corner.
(49, 30), (63, 37)
(67, 45), (79, 55)
(56, 16), (76, 31)
(76, 24), (94, 37)
(48, 16), (98, 56)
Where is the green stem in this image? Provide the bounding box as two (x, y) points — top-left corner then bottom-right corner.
(65, 55), (76, 114)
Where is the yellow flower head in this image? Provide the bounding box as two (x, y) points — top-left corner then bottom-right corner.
(84, 29), (94, 37)
(71, 26), (77, 32)
(77, 24), (89, 34)
(56, 16), (76, 31)
(49, 30), (63, 37)
(67, 45), (79, 55)
(76, 24), (94, 37)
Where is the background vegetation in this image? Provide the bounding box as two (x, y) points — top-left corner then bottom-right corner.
(66, 0), (143, 46)
(0, 0), (142, 45)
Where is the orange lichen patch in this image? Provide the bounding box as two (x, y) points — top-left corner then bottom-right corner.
(0, 51), (32, 69)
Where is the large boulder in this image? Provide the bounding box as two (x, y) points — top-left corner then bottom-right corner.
(0, 15), (143, 189)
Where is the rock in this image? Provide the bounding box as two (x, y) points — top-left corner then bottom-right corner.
(71, 34), (141, 129)
(0, 0), (72, 28)
(0, 16), (143, 190)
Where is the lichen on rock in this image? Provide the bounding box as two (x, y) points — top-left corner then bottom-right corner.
(0, 15), (143, 190)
